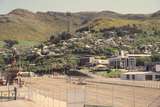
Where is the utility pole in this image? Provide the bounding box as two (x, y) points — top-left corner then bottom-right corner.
(66, 12), (71, 33)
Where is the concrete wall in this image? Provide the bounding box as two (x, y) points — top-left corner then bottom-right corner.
(121, 74), (145, 81)
(135, 74), (145, 81)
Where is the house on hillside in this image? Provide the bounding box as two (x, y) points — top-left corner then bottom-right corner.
(79, 56), (95, 66)
(109, 51), (136, 70)
(79, 56), (109, 68)
(93, 58), (109, 71)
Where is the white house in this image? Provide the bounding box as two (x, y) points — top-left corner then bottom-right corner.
(121, 72), (160, 81)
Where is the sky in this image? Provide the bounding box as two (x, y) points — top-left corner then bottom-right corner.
(0, 0), (160, 14)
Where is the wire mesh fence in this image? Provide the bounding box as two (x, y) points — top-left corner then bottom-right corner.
(0, 86), (17, 102)
(18, 77), (160, 107)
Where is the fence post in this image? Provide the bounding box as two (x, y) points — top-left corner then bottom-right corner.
(8, 90), (10, 101)
(14, 87), (17, 100)
(1, 91), (2, 101)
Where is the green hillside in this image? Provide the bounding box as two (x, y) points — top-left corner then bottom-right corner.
(0, 9), (160, 41)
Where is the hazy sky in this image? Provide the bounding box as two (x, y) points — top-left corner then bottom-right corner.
(0, 0), (160, 14)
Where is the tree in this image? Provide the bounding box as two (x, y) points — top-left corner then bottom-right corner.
(151, 53), (160, 62)
(49, 32), (73, 44)
(0, 54), (5, 69)
(3, 52), (13, 64)
(63, 54), (79, 68)
(2, 39), (20, 65)
(136, 57), (151, 66)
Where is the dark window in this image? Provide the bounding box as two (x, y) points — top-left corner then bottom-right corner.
(132, 75), (135, 80)
(155, 75), (160, 80)
(145, 75), (153, 80)
(126, 75), (130, 80)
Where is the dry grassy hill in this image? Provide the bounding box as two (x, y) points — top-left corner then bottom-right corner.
(0, 9), (159, 41)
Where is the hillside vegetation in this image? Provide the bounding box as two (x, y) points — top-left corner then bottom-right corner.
(0, 9), (160, 41)
(0, 8), (160, 73)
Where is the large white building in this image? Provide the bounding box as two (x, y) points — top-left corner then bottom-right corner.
(109, 51), (152, 70)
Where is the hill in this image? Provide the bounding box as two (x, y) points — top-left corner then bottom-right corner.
(0, 9), (72, 41)
(0, 9), (160, 41)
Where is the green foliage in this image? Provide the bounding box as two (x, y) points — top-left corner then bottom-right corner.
(14, 40), (39, 49)
(0, 41), (5, 48)
(134, 34), (160, 47)
(0, 54), (5, 69)
(49, 32), (73, 44)
(1, 10), (160, 74)
(151, 53), (160, 62)
(2, 50), (14, 64)
(3, 39), (18, 48)
(96, 69), (122, 78)
(93, 47), (118, 56)
(136, 54), (160, 66)
(136, 57), (152, 66)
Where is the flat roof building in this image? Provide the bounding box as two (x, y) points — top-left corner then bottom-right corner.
(121, 72), (160, 81)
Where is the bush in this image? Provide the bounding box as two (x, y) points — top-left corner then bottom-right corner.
(136, 56), (151, 66)
(3, 40), (18, 48)
(97, 69), (122, 78)
(151, 53), (160, 62)
(49, 32), (73, 44)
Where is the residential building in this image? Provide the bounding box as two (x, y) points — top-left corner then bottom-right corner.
(121, 72), (160, 81)
(109, 51), (151, 70)
(146, 62), (160, 72)
(95, 59), (109, 65)
(79, 56), (95, 66)
(109, 56), (136, 70)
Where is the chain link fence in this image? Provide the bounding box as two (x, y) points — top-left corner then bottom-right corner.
(18, 77), (160, 107)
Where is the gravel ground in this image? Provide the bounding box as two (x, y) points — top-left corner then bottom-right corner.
(0, 100), (37, 107)
(0, 77), (160, 107)
(23, 77), (160, 107)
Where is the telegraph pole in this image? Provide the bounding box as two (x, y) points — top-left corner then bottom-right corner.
(66, 12), (71, 33)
